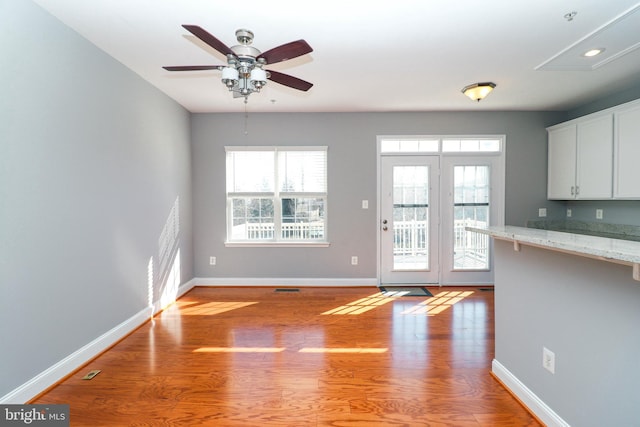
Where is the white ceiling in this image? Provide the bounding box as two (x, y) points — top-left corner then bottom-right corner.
(33, 0), (640, 113)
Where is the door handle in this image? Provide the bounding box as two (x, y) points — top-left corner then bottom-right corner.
(382, 219), (388, 224)
(382, 226), (388, 231)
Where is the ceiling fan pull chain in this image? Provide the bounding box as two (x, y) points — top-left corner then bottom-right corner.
(244, 102), (249, 136)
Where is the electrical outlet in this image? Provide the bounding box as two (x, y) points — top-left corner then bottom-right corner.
(538, 208), (547, 217)
(351, 256), (358, 265)
(566, 208), (572, 218)
(543, 347), (555, 374)
(362, 200), (369, 209)
(596, 209), (603, 220)
(209, 256), (216, 266)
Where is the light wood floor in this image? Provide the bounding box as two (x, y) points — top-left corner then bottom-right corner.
(32, 286), (540, 426)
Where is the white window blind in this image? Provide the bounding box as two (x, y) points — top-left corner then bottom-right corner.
(226, 150), (274, 192)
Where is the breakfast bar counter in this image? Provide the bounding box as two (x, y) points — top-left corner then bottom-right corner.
(467, 225), (640, 281)
(466, 225), (640, 427)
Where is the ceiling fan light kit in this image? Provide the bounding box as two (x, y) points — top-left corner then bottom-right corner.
(164, 26), (313, 103)
(462, 82), (496, 102)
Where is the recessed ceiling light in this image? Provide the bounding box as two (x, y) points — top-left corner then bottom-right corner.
(583, 48), (605, 57)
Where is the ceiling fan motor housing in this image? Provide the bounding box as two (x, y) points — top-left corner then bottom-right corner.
(231, 44), (261, 59)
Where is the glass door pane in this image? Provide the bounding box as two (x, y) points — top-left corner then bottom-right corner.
(393, 166), (429, 270)
(453, 165), (490, 270)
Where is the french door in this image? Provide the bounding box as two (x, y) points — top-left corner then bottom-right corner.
(380, 154), (503, 285)
(380, 156), (440, 284)
(439, 156), (503, 284)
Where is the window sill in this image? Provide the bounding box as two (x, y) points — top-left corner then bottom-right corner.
(225, 241), (331, 248)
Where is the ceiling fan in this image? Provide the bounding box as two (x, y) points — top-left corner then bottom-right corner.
(163, 25), (313, 102)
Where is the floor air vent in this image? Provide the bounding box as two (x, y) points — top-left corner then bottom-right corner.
(275, 288), (300, 292)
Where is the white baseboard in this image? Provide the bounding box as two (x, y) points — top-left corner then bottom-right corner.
(191, 277), (378, 287)
(0, 279), (197, 405)
(492, 359), (570, 427)
(0, 308), (151, 404)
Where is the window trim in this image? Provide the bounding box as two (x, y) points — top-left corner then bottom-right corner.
(225, 146), (329, 247)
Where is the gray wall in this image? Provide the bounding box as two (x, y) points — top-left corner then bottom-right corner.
(567, 81), (640, 120)
(0, 1), (192, 398)
(494, 240), (640, 426)
(192, 111), (565, 279)
(565, 200), (640, 226)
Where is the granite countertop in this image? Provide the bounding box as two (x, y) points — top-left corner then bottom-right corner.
(467, 225), (640, 266)
(526, 220), (640, 242)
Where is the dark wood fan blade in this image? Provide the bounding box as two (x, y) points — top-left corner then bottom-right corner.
(267, 70), (313, 91)
(182, 25), (235, 57)
(258, 40), (313, 65)
(163, 65), (223, 71)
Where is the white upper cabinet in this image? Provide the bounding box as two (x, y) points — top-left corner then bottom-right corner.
(576, 114), (613, 199)
(547, 115), (613, 200)
(547, 124), (577, 199)
(547, 98), (640, 200)
(614, 103), (640, 199)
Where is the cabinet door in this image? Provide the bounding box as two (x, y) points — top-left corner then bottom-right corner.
(576, 115), (613, 199)
(615, 105), (640, 199)
(548, 124), (577, 199)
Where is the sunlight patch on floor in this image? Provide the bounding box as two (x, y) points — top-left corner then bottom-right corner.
(299, 347), (388, 354)
(193, 347), (387, 354)
(401, 291), (474, 316)
(179, 301), (258, 315)
(194, 347), (285, 353)
(321, 292), (400, 315)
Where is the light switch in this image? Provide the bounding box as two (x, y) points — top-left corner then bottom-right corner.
(362, 200), (369, 209)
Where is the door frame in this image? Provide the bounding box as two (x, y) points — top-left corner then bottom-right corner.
(376, 135), (505, 286)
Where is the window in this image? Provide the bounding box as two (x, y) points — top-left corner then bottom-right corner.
(380, 138), (439, 153)
(442, 138), (501, 152)
(226, 146), (328, 245)
(379, 136), (502, 154)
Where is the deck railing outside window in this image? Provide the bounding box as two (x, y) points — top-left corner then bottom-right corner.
(237, 219), (488, 268)
(453, 219), (489, 269)
(242, 222), (325, 240)
(393, 220), (428, 256)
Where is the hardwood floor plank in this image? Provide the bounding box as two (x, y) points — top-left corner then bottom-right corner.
(31, 286), (540, 426)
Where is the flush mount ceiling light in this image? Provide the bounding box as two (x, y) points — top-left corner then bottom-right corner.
(462, 82), (496, 102)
